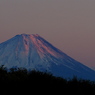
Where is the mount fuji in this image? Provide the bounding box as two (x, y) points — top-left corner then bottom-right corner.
(0, 34), (95, 80)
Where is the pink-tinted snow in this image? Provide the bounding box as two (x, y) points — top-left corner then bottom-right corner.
(22, 35), (29, 53)
(29, 34), (63, 58)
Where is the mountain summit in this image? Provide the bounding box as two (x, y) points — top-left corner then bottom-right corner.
(0, 34), (95, 80)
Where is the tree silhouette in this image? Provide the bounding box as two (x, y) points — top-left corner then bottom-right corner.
(0, 65), (95, 95)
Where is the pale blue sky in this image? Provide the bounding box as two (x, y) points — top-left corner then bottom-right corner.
(0, 0), (95, 68)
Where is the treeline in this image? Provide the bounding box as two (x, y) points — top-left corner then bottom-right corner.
(0, 65), (95, 95)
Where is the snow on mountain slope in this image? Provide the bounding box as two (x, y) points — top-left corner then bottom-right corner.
(0, 34), (95, 80)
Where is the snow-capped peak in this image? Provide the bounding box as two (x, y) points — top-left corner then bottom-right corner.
(0, 34), (95, 80)
(14, 34), (64, 58)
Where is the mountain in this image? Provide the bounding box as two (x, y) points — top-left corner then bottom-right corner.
(0, 34), (95, 80)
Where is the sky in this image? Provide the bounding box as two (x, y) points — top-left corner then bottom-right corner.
(0, 0), (95, 69)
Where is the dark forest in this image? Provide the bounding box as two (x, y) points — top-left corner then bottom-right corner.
(0, 65), (95, 95)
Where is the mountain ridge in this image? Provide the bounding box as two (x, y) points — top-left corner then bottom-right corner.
(0, 34), (95, 80)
